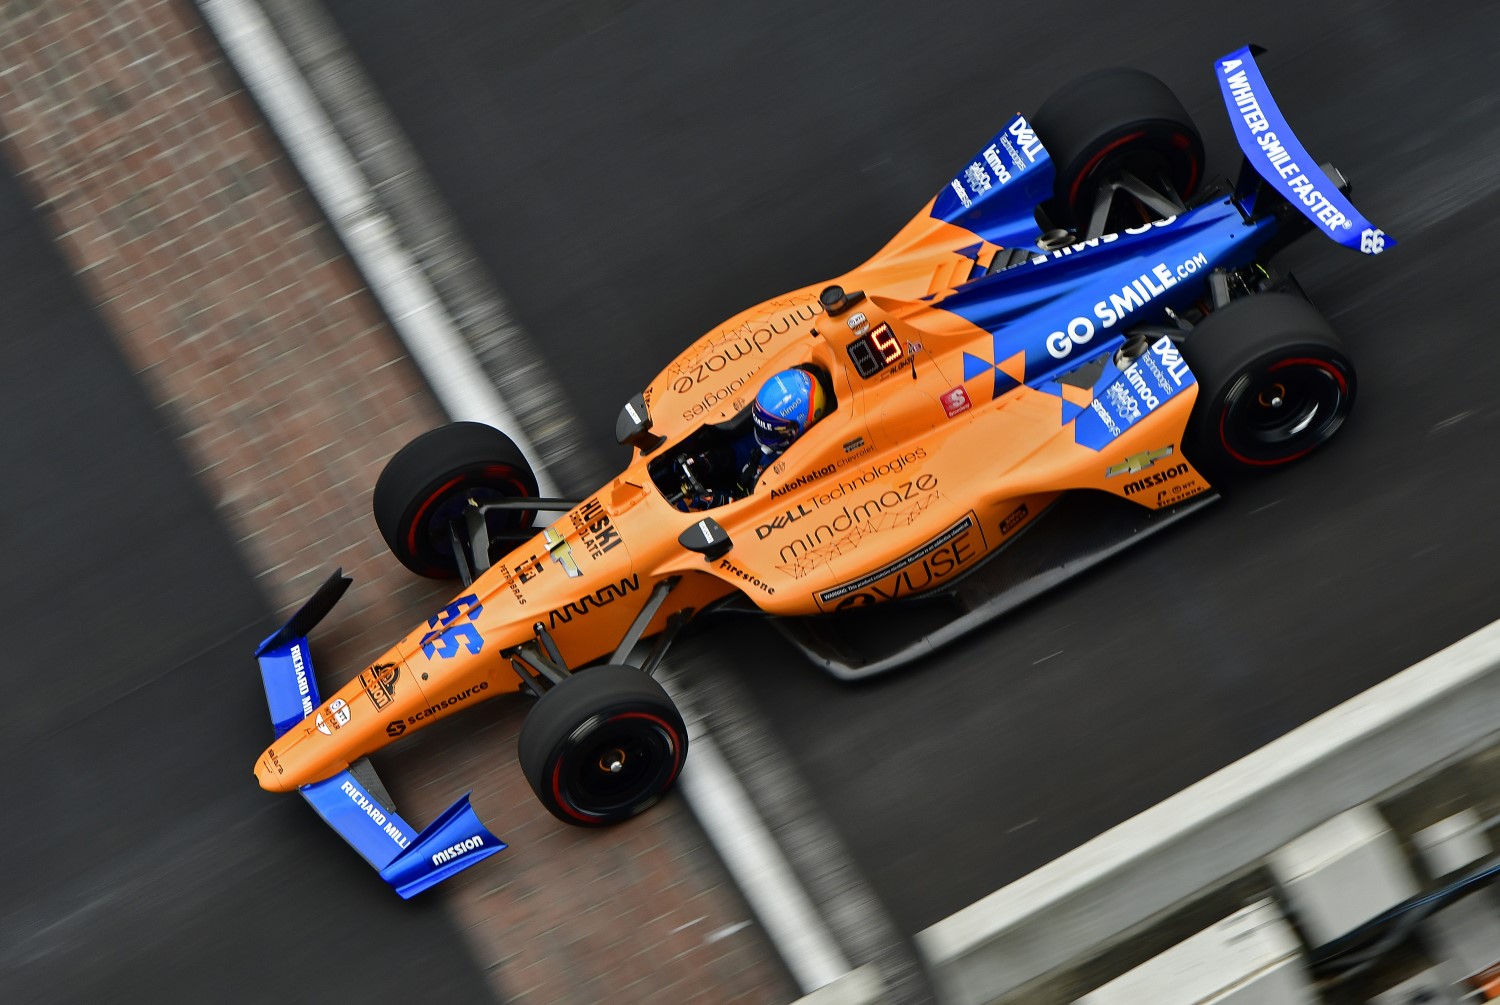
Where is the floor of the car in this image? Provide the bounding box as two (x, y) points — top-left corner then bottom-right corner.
(773, 489), (1220, 679)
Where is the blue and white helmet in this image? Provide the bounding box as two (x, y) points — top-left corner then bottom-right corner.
(752, 369), (826, 454)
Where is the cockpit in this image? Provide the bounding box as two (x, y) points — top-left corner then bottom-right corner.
(648, 363), (838, 512)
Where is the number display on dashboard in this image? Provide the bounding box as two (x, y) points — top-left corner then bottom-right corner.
(846, 322), (904, 379)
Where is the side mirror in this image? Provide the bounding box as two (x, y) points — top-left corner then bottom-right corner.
(615, 393), (665, 454)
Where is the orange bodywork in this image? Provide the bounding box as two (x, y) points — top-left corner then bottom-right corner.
(256, 191), (1212, 794)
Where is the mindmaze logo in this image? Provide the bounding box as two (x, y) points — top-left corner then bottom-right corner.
(776, 474), (938, 565)
(755, 448), (928, 538)
(668, 300), (824, 393)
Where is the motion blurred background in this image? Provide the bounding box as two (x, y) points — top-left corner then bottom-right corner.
(2, 1), (1497, 1002)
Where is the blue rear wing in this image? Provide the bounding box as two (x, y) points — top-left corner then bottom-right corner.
(255, 569), (505, 898)
(1216, 45), (1393, 255)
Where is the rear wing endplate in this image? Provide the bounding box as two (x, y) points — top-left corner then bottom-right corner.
(255, 569), (505, 898)
(1216, 45), (1394, 255)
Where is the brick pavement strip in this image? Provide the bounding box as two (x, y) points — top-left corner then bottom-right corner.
(0, 2), (794, 1001)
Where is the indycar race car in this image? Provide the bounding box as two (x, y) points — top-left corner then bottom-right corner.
(254, 47), (1391, 896)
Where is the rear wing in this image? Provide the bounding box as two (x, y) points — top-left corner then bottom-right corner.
(255, 570), (505, 898)
(1216, 45), (1393, 255)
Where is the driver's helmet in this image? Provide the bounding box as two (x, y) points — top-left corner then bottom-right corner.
(752, 368), (826, 454)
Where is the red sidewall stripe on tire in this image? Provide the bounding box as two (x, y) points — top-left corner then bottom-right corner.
(1271, 356), (1349, 393)
(406, 474), (465, 556)
(1067, 130), (1200, 217)
(1218, 358), (1348, 468)
(549, 711), (685, 824)
(404, 465), (533, 559)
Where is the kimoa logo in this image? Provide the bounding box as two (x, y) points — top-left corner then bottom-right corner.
(548, 575), (640, 629)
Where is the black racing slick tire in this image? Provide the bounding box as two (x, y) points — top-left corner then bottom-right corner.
(373, 422), (539, 578)
(519, 666), (688, 827)
(1181, 293), (1356, 473)
(1031, 67), (1204, 230)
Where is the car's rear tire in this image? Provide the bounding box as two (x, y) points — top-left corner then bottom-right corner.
(518, 666), (687, 827)
(1031, 67), (1203, 231)
(1181, 293), (1356, 474)
(373, 422), (539, 578)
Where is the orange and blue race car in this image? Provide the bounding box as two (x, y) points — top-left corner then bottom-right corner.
(253, 47), (1392, 897)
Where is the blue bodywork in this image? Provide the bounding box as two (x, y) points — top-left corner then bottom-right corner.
(1217, 46), (1393, 255)
(907, 47), (1389, 459)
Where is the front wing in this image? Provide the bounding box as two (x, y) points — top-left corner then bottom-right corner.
(254, 570), (504, 898)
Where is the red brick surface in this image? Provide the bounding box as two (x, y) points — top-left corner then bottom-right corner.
(0, 2), (793, 1001)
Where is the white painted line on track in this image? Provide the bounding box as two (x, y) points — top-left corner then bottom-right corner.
(671, 707), (851, 990)
(198, 1), (864, 997)
(197, 0), (557, 496)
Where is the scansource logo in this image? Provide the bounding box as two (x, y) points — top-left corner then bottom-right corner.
(1123, 463), (1188, 496)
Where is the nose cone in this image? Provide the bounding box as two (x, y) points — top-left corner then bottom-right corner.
(255, 745), (297, 793)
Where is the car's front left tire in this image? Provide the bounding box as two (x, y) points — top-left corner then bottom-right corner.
(518, 666), (687, 827)
(373, 421), (539, 578)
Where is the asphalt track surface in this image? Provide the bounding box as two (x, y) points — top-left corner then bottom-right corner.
(0, 163), (496, 1000)
(322, 0), (1500, 937)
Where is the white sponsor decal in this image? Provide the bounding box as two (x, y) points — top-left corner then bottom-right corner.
(963, 161), (992, 196)
(982, 143), (1012, 185)
(949, 178), (971, 210)
(1103, 382), (1142, 423)
(316, 697), (350, 735)
(1150, 335), (1192, 386)
(290, 644), (313, 716)
(1007, 116), (1044, 164)
(1123, 360), (1160, 410)
(1222, 63), (1355, 234)
(1045, 247), (1208, 360)
(431, 835), (485, 866)
(338, 779), (409, 848)
(1089, 399), (1122, 438)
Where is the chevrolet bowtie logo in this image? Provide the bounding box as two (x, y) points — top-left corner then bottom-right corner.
(544, 526), (583, 578)
(1107, 445), (1175, 477)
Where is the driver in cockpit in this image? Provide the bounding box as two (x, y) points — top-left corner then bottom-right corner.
(672, 367), (827, 511)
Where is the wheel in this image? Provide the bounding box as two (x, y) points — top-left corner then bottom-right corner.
(518, 666), (688, 827)
(372, 422), (539, 578)
(1181, 293), (1356, 473)
(1031, 67), (1203, 230)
